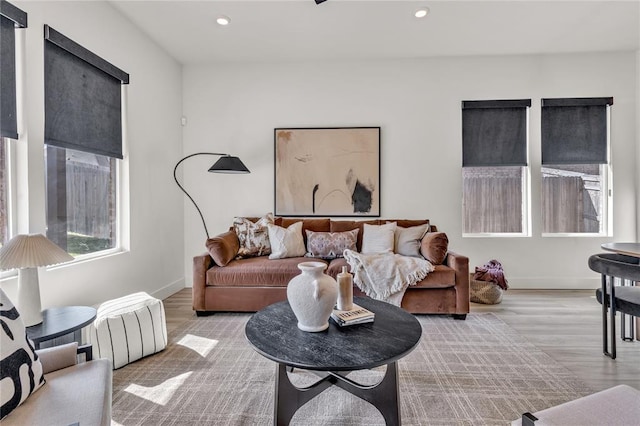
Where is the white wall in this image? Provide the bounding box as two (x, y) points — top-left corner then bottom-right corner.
(0, 1), (185, 307)
(182, 51), (638, 289)
(637, 48), (640, 242)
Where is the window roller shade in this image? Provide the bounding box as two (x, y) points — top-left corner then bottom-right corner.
(541, 97), (612, 165)
(462, 99), (530, 167)
(0, 15), (17, 139)
(44, 26), (129, 159)
(0, 0), (27, 140)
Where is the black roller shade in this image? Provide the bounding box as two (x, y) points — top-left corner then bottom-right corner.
(0, 1), (27, 140)
(44, 25), (129, 159)
(541, 97), (612, 165)
(462, 99), (531, 167)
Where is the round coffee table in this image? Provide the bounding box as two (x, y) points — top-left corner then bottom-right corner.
(245, 297), (422, 425)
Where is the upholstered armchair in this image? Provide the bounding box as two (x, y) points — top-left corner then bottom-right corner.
(1, 342), (112, 426)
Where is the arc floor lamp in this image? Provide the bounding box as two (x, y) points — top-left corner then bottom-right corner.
(173, 153), (250, 239)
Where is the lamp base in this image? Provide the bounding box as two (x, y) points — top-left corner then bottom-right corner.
(17, 267), (43, 327)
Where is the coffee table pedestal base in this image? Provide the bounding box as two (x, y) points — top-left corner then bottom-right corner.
(274, 362), (400, 426)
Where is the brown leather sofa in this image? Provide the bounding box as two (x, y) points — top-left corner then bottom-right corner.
(192, 218), (469, 319)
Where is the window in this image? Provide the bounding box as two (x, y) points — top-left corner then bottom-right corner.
(43, 26), (129, 256)
(45, 146), (117, 256)
(1, 138), (10, 247)
(541, 97), (612, 235)
(0, 1), (27, 249)
(461, 99), (531, 235)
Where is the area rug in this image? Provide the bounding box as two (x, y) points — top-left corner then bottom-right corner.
(111, 313), (591, 425)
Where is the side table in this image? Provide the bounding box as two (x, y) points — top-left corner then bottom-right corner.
(26, 306), (97, 349)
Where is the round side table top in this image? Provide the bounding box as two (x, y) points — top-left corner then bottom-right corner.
(245, 297), (422, 371)
(26, 306), (97, 344)
(601, 243), (640, 258)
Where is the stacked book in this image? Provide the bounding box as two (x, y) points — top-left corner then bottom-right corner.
(330, 304), (375, 327)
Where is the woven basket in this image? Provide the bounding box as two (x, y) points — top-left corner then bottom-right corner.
(469, 274), (504, 304)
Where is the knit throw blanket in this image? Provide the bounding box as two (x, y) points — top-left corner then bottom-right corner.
(343, 249), (434, 306)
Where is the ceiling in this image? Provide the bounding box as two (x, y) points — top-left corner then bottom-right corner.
(110, 0), (640, 65)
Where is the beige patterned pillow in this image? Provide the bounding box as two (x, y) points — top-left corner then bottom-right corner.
(305, 229), (358, 259)
(233, 213), (274, 258)
(267, 222), (306, 259)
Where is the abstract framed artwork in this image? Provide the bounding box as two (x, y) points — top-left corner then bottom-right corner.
(274, 127), (380, 217)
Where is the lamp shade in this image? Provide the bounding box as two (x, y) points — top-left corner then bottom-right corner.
(208, 155), (250, 174)
(0, 234), (74, 270)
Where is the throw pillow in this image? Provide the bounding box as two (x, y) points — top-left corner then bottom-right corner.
(233, 213), (274, 258)
(305, 229), (359, 259)
(0, 289), (45, 420)
(267, 221), (306, 260)
(206, 230), (240, 266)
(394, 224), (430, 258)
(361, 222), (397, 254)
(420, 232), (449, 264)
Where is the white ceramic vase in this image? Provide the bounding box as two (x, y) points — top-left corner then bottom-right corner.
(287, 261), (338, 332)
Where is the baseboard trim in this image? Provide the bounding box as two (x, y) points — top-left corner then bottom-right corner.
(507, 277), (600, 290)
(151, 278), (185, 300)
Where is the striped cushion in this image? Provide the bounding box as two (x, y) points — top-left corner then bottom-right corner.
(88, 292), (167, 369)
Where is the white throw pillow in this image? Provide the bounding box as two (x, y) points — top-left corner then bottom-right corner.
(267, 221), (306, 259)
(394, 224), (430, 258)
(361, 222), (397, 254)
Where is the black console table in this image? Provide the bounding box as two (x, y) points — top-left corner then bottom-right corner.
(245, 297), (422, 425)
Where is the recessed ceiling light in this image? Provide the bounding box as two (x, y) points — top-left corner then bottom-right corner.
(216, 15), (230, 26)
(414, 8), (429, 19)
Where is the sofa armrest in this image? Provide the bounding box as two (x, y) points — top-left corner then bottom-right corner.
(37, 342), (79, 374)
(444, 250), (470, 314)
(193, 252), (214, 311)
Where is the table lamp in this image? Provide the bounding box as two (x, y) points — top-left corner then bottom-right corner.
(0, 234), (74, 326)
(173, 152), (250, 239)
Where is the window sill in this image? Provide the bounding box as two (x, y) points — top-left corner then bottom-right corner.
(46, 247), (127, 271)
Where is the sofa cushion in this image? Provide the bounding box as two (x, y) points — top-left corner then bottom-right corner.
(413, 265), (456, 288)
(0, 289), (45, 420)
(233, 213), (274, 258)
(305, 229), (358, 259)
(361, 222), (397, 254)
(206, 231), (240, 266)
(394, 224), (430, 258)
(421, 232), (449, 265)
(207, 256), (327, 287)
(267, 222), (306, 260)
(279, 218), (330, 246)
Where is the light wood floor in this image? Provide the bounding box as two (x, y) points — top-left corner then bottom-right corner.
(163, 288), (640, 392)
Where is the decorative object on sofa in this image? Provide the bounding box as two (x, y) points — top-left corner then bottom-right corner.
(233, 213), (274, 258)
(394, 223), (430, 258)
(361, 222), (396, 254)
(336, 265), (354, 311)
(88, 292), (167, 369)
(0, 288), (45, 420)
(286, 261), (338, 332)
(470, 259), (509, 304)
(0, 234), (74, 326)
(267, 221), (306, 259)
(173, 152), (250, 239)
(344, 249), (434, 306)
(274, 127), (380, 217)
(305, 229), (358, 259)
